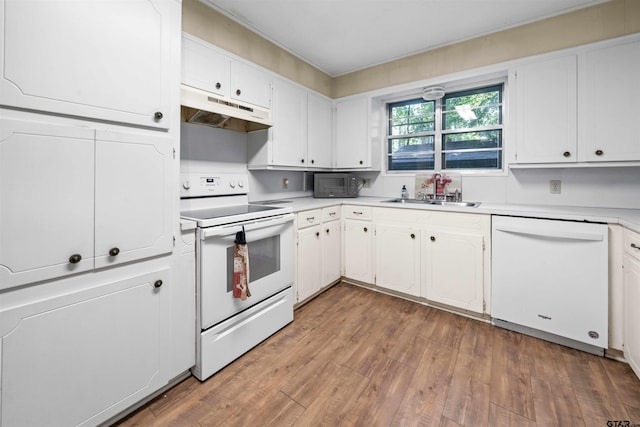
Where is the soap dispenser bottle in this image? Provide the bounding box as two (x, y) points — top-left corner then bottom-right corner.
(401, 185), (409, 199)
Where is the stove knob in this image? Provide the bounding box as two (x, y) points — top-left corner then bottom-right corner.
(229, 179), (236, 188)
(183, 180), (191, 190)
(238, 180), (244, 188)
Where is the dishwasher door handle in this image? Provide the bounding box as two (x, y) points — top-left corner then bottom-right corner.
(494, 224), (605, 242)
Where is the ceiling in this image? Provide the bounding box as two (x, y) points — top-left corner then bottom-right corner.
(200, 0), (607, 77)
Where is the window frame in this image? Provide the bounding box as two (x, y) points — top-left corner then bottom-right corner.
(385, 79), (506, 175)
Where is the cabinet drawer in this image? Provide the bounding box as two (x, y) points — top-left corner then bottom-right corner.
(343, 205), (372, 220)
(322, 206), (341, 222)
(624, 228), (640, 261)
(297, 209), (321, 228)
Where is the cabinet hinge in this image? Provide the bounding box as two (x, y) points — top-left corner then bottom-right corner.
(483, 301), (486, 312)
(482, 240), (485, 251)
(173, 147), (176, 159)
(514, 152), (518, 161)
(173, 234), (176, 248)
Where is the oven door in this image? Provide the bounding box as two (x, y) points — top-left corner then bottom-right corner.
(197, 213), (294, 330)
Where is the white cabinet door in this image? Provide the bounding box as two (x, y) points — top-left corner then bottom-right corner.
(307, 93), (333, 168)
(94, 130), (173, 269)
(0, 119), (95, 289)
(375, 224), (421, 297)
(0, 0), (176, 129)
(271, 78), (308, 167)
(581, 39), (640, 162)
(322, 219), (342, 285)
(296, 225), (322, 302)
(182, 34), (230, 98)
(335, 97), (369, 168)
(0, 269), (170, 427)
(344, 219), (373, 282)
(512, 55), (577, 163)
(423, 230), (484, 313)
(230, 60), (272, 108)
(624, 253), (640, 379)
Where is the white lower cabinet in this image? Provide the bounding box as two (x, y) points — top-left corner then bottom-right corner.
(295, 206), (342, 303)
(624, 229), (640, 379)
(369, 208), (489, 315)
(0, 268), (170, 427)
(343, 206), (373, 283)
(422, 230), (485, 313)
(374, 223), (421, 297)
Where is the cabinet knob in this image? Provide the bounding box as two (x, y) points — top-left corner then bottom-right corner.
(326, 229), (330, 234)
(316, 232), (320, 237)
(363, 227), (368, 232)
(359, 160), (364, 165)
(109, 247), (120, 257)
(154, 111), (163, 121)
(563, 151), (571, 158)
(410, 233), (415, 239)
(215, 82), (222, 90)
(430, 236), (436, 242)
(236, 89), (241, 96)
(154, 280), (163, 288)
(311, 159), (315, 164)
(595, 149), (604, 156)
(69, 253), (82, 264)
(301, 159), (305, 163)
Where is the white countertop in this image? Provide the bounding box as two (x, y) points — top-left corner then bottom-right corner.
(252, 196), (640, 233)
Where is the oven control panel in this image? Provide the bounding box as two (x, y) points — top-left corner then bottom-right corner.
(180, 173), (249, 198)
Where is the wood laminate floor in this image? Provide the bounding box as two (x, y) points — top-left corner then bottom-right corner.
(115, 283), (640, 426)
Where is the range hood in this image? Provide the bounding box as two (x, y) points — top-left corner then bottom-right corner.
(180, 85), (272, 132)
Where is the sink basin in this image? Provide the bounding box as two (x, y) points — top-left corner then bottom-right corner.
(426, 200), (481, 208)
(382, 198), (480, 208)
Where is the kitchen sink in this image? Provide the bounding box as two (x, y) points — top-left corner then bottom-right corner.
(382, 198), (480, 208)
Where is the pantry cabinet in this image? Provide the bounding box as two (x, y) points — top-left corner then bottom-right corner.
(0, 0), (178, 129)
(343, 206), (373, 283)
(0, 118), (173, 290)
(0, 269), (170, 427)
(624, 229), (640, 379)
(182, 33), (272, 109)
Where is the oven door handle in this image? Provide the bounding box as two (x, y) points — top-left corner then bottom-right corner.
(200, 213), (295, 239)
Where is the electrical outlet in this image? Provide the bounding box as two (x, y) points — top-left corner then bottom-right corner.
(550, 180), (561, 194)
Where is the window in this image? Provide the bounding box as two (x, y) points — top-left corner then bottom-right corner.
(387, 84), (503, 171)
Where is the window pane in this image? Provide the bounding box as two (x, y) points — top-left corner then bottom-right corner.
(443, 85), (502, 131)
(389, 100), (435, 135)
(442, 131), (502, 169)
(389, 136), (435, 170)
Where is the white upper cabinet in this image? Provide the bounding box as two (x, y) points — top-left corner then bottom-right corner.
(182, 33), (272, 109)
(511, 35), (640, 166)
(270, 78), (308, 167)
(307, 93), (333, 168)
(335, 96), (370, 168)
(0, 0), (178, 129)
(512, 55), (577, 164)
(580, 39), (640, 162)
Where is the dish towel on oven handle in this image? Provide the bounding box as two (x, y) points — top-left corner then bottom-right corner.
(233, 226), (251, 300)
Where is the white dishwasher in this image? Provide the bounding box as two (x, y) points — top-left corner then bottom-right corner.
(491, 215), (608, 355)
